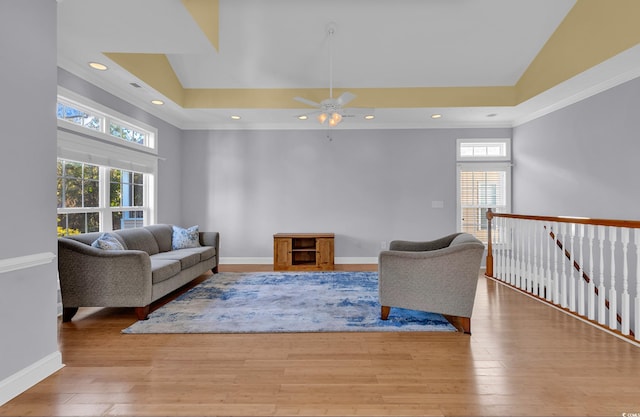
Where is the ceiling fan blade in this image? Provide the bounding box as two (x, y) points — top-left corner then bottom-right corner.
(294, 96), (321, 108)
(336, 91), (356, 106)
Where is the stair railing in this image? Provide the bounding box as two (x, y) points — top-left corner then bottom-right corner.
(486, 209), (640, 342)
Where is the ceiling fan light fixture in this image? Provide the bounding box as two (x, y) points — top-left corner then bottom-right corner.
(331, 112), (342, 123)
(318, 113), (328, 124)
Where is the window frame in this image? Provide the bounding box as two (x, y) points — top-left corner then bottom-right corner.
(456, 138), (512, 244)
(57, 87), (157, 154)
(456, 138), (511, 162)
(56, 90), (158, 234)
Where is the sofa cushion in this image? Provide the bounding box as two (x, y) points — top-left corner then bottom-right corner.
(116, 228), (160, 255)
(172, 225), (201, 250)
(145, 224), (173, 253)
(172, 246), (216, 262)
(91, 233), (125, 250)
(150, 258), (182, 284)
(152, 250), (201, 270)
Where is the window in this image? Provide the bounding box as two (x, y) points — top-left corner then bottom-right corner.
(457, 138), (510, 161)
(57, 160), (149, 236)
(57, 95), (156, 151)
(456, 139), (511, 243)
(57, 160), (100, 235)
(57, 89), (158, 236)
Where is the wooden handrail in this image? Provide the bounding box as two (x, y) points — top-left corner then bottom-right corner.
(486, 211), (640, 229)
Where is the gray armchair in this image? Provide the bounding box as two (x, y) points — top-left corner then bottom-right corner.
(378, 233), (484, 334)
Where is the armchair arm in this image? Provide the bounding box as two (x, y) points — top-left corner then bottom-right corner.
(58, 238), (152, 308)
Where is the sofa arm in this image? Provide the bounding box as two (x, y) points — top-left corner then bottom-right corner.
(199, 231), (219, 249)
(58, 238), (153, 309)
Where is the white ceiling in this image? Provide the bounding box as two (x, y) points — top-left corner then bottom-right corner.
(56, 0), (640, 130)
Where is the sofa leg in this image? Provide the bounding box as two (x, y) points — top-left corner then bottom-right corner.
(135, 306), (150, 320)
(62, 307), (78, 322)
(380, 306), (390, 320)
(212, 265), (219, 274)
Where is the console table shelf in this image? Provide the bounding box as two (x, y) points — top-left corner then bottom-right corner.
(273, 233), (335, 271)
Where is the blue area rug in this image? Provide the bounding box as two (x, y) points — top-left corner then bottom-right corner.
(122, 271), (456, 334)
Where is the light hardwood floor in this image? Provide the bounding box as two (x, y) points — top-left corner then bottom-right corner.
(1, 265), (639, 416)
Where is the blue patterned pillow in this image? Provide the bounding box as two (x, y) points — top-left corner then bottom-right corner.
(172, 225), (201, 250)
(91, 233), (125, 250)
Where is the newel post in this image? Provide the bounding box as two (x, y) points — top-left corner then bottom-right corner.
(486, 208), (494, 277)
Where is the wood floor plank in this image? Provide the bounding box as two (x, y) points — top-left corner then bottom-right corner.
(1, 265), (639, 416)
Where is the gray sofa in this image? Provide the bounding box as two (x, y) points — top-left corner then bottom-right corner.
(58, 224), (219, 322)
(378, 232), (484, 334)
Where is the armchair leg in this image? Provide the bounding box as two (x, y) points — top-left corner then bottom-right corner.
(380, 306), (390, 320)
(135, 306), (150, 320)
(443, 315), (471, 334)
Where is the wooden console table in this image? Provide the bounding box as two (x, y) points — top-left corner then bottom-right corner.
(273, 233), (334, 271)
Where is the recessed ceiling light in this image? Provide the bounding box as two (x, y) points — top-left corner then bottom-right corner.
(431, 114), (442, 119)
(298, 115), (308, 120)
(151, 100), (164, 105)
(486, 113), (498, 118)
(88, 62), (108, 71)
(364, 115), (375, 120)
(231, 115), (241, 120)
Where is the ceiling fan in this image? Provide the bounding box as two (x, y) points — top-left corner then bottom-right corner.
(294, 23), (373, 127)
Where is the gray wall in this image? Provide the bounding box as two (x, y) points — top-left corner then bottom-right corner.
(513, 76), (640, 219)
(57, 69), (184, 225)
(181, 128), (511, 260)
(0, 0), (59, 382)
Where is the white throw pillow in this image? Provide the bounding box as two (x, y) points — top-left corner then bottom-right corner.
(172, 225), (201, 250)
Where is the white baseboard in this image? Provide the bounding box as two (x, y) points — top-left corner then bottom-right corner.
(220, 257), (272, 264)
(220, 257), (378, 265)
(335, 257), (378, 264)
(0, 351), (64, 406)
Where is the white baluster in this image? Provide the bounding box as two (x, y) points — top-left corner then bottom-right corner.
(577, 224), (585, 316)
(620, 228), (630, 335)
(511, 219), (517, 286)
(531, 221), (542, 296)
(635, 229), (640, 341)
(560, 223), (568, 308)
(505, 219), (513, 284)
(597, 226), (606, 325)
(608, 226), (617, 330)
(553, 222), (560, 305)
(569, 223), (576, 312)
(498, 217), (507, 281)
(494, 217), (500, 280)
(526, 220), (532, 292)
(493, 217), (504, 280)
(587, 225), (596, 321)
(519, 219), (526, 289)
(546, 224), (553, 302)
